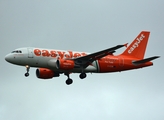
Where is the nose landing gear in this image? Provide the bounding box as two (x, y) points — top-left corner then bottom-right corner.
(25, 65), (30, 77)
(25, 72), (29, 77)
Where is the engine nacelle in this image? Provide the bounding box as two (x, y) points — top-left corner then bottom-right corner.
(36, 68), (59, 79)
(56, 59), (75, 70)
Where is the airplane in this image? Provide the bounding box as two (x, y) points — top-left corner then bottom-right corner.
(5, 31), (159, 85)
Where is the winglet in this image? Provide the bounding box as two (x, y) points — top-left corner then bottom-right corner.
(124, 43), (128, 48)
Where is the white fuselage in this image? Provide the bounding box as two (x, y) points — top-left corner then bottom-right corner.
(5, 47), (98, 73)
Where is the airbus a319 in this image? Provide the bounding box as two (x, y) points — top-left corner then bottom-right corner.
(5, 31), (159, 85)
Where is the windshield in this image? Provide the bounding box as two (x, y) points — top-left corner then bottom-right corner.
(11, 50), (22, 53)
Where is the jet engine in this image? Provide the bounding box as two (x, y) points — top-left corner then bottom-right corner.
(36, 68), (60, 79)
(56, 59), (75, 70)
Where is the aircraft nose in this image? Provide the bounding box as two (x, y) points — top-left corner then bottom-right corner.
(5, 54), (12, 63)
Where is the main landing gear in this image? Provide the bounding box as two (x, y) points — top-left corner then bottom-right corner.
(79, 73), (87, 79)
(65, 73), (87, 85)
(25, 65), (30, 77)
(65, 73), (73, 85)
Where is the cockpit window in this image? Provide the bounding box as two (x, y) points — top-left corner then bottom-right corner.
(11, 50), (22, 53)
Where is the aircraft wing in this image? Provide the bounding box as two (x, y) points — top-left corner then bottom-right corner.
(72, 44), (125, 68)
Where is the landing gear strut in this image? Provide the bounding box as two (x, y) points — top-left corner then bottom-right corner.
(65, 73), (73, 85)
(25, 65), (30, 77)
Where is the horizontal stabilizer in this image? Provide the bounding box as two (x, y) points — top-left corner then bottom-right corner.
(132, 56), (160, 65)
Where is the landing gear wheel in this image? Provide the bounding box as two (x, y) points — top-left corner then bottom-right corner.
(79, 73), (87, 79)
(66, 79), (73, 85)
(25, 65), (30, 77)
(25, 73), (29, 77)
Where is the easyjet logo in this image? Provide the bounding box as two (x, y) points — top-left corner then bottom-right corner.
(128, 34), (145, 54)
(34, 49), (87, 59)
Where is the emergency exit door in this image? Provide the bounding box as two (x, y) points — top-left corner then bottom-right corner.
(28, 48), (33, 58)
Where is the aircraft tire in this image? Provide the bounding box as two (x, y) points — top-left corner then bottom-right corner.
(25, 73), (29, 77)
(66, 79), (73, 85)
(79, 73), (87, 79)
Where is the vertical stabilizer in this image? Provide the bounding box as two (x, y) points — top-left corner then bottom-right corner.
(121, 31), (150, 59)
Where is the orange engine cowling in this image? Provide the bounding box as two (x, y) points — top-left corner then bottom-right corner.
(36, 68), (60, 79)
(56, 59), (75, 70)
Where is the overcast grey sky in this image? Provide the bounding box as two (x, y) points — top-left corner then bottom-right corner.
(0, 0), (164, 120)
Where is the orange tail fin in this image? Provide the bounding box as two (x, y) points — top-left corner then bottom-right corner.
(121, 31), (150, 59)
